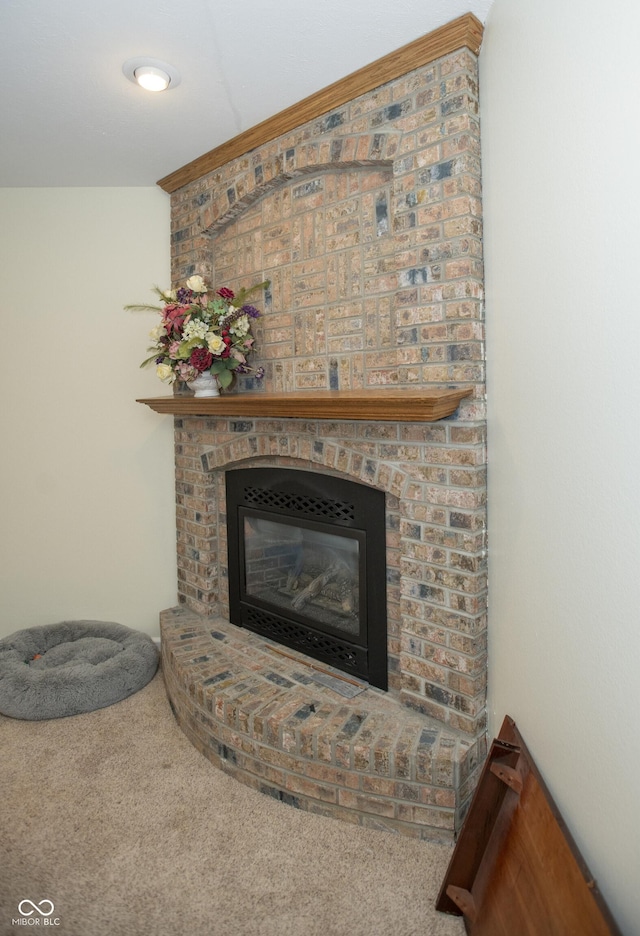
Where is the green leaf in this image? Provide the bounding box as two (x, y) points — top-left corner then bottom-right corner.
(210, 299), (227, 316)
(234, 280), (270, 307)
(124, 303), (163, 313)
(139, 354), (160, 368)
(217, 368), (234, 389)
(176, 338), (202, 359)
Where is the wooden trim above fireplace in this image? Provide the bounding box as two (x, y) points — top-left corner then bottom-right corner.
(157, 13), (484, 193)
(137, 387), (473, 422)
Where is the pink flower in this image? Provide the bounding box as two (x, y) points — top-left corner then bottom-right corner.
(175, 361), (198, 382)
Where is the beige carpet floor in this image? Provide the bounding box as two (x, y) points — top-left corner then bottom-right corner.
(0, 669), (465, 936)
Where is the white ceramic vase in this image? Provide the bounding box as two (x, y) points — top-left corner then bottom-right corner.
(187, 371), (220, 397)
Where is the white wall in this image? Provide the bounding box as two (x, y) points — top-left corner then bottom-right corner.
(0, 188), (177, 640)
(481, 0), (640, 930)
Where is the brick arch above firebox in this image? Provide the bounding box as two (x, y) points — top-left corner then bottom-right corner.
(196, 134), (401, 238)
(200, 433), (408, 498)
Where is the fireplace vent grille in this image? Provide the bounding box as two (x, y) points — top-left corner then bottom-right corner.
(243, 485), (355, 523)
(244, 606), (365, 673)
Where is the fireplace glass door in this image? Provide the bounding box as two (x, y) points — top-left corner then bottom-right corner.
(227, 468), (387, 689)
(243, 512), (364, 637)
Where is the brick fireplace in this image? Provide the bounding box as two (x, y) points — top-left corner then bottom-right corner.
(142, 14), (487, 840)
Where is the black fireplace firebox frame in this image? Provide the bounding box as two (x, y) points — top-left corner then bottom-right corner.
(226, 467), (388, 690)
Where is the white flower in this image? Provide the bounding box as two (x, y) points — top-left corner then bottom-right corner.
(160, 289), (177, 302)
(207, 333), (225, 354)
(182, 320), (209, 341)
(156, 363), (174, 382)
(229, 314), (250, 336)
(185, 275), (206, 293)
(149, 323), (165, 341)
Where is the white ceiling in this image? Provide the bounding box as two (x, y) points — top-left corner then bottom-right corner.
(0, 0), (494, 188)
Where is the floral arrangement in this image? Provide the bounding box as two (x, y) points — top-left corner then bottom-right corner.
(129, 275), (268, 389)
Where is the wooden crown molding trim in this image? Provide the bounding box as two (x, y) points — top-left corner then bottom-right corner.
(157, 13), (483, 194)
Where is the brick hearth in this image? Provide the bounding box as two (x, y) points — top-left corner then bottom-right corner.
(162, 607), (484, 840)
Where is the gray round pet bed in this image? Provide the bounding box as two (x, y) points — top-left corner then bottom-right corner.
(0, 620), (159, 720)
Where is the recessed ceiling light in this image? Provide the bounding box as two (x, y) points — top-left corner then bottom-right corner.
(122, 57), (181, 93)
(134, 66), (170, 92)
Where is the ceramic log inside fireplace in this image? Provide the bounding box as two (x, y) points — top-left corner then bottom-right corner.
(226, 468), (388, 689)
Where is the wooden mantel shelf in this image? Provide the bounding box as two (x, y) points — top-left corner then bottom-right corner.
(136, 387), (473, 422)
